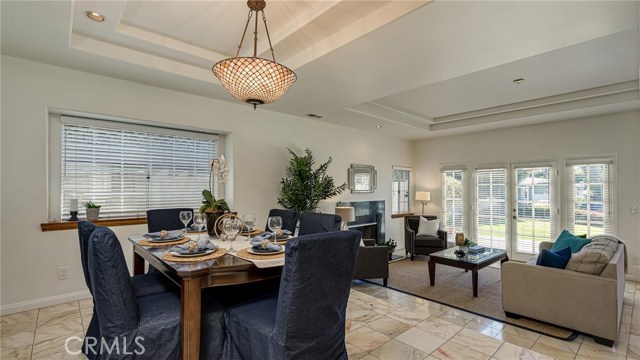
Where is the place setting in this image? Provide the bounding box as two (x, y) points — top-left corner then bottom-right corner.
(139, 229), (190, 247)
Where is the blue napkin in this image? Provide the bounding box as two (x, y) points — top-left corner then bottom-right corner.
(144, 230), (184, 240)
(171, 241), (217, 253)
(258, 229), (292, 240)
(250, 237), (283, 251)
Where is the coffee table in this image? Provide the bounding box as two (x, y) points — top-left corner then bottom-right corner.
(428, 247), (508, 297)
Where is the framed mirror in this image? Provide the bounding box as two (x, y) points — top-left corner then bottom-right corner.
(348, 164), (377, 193)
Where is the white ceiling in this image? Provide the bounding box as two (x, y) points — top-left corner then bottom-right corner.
(2, 0), (639, 139)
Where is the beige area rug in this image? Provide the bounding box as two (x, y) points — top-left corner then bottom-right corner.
(368, 257), (578, 340)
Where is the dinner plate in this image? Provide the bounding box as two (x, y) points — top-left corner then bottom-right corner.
(147, 235), (184, 242)
(247, 247), (285, 255)
(170, 249), (215, 257)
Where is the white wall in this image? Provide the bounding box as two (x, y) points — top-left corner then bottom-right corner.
(0, 56), (413, 313)
(413, 111), (640, 278)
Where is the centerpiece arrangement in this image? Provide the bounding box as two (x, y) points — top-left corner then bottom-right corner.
(200, 155), (231, 236)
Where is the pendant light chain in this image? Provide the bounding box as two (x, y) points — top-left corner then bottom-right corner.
(261, 11), (276, 62)
(235, 10), (254, 58)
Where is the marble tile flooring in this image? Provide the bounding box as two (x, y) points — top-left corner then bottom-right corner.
(1, 281), (639, 359)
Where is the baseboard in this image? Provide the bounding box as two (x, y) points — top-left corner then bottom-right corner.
(1, 290), (92, 315)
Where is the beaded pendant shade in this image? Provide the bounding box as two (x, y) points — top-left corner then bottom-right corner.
(212, 0), (297, 109)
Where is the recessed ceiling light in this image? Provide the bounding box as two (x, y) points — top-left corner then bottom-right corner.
(512, 78), (525, 85)
(376, 125), (383, 128)
(86, 11), (105, 22)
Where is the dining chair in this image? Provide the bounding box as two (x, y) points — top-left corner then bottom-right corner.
(265, 208), (298, 233)
(223, 230), (361, 360)
(297, 212), (342, 236)
(146, 207), (194, 233)
(84, 226), (227, 359)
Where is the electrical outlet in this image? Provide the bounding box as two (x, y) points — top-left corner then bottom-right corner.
(632, 206), (638, 215)
(634, 257), (640, 266)
(57, 266), (70, 280)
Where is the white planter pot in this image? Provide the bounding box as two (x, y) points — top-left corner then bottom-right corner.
(86, 208), (100, 221)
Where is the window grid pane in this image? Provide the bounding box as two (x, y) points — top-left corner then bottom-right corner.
(441, 170), (466, 240)
(391, 169), (410, 214)
(568, 162), (614, 236)
(475, 168), (507, 250)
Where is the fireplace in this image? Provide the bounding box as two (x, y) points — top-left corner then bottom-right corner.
(336, 200), (385, 245)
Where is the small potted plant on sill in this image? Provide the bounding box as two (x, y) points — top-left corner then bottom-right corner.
(200, 155), (231, 236)
(384, 238), (397, 261)
(84, 201), (101, 221)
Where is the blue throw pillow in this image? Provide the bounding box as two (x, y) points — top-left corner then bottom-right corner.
(551, 230), (590, 253)
(536, 247), (571, 269)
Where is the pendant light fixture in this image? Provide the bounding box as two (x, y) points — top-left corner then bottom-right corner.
(212, 0), (297, 109)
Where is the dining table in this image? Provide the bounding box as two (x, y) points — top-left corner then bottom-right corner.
(128, 232), (285, 360)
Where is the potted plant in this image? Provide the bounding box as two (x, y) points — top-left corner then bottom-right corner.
(84, 201), (101, 221)
(200, 156), (231, 236)
(384, 238), (397, 261)
(277, 148), (347, 214)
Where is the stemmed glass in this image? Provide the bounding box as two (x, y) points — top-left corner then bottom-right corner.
(242, 213), (256, 240)
(193, 213), (206, 246)
(179, 211), (193, 234)
(268, 216), (282, 241)
(223, 218), (241, 253)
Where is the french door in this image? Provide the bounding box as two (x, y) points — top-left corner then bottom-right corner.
(473, 163), (557, 261)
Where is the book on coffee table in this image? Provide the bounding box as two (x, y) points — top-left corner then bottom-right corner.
(468, 245), (485, 253)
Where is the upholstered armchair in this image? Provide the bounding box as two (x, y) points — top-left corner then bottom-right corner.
(223, 230), (361, 359)
(298, 212), (341, 236)
(404, 215), (447, 260)
(354, 239), (389, 286)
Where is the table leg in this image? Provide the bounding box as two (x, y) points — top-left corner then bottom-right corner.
(472, 268), (478, 297)
(133, 251), (145, 275)
(181, 278), (201, 360)
(428, 260), (436, 286)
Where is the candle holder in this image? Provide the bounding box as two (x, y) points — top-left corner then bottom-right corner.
(68, 211), (79, 222)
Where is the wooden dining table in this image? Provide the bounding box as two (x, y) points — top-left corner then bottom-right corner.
(128, 235), (284, 360)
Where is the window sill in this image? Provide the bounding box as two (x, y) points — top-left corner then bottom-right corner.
(40, 217), (147, 232)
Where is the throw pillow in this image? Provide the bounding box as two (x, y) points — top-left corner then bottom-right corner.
(551, 230), (590, 253)
(536, 247), (572, 269)
(565, 238), (619, 275)
(417, 217), (439, 236)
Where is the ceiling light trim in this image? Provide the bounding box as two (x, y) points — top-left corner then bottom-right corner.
(346, 102), (432, 131)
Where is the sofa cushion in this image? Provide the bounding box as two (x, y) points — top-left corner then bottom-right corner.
(565, 238), (618, 275)
(415, 236), (443, 248)
(551, 230), (590, 253)
(536, 247), (571, 269)
(417, 217), (439, 236)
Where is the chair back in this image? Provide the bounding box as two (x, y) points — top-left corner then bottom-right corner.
(265, 209), (298, 233)
(87, 226), (139, 336)
(297, 212), (341, 236)
(78, 221), (97, 293)
(147, 208), (193, 232)
(405, 215), (437, 232)
(274, 230), (361, 358)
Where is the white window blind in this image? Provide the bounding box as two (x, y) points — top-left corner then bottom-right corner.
(566, 158), (616, 236)
(392, 167), (411, 214)
(475, 168), (507, 250)
(60, 117), (218, 218)
(513, 165), (556, 254)
(440, 168), (468, 241)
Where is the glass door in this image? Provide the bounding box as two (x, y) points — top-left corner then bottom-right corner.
(474, 168), (508, 251)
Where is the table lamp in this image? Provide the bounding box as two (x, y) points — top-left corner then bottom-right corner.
(335, 206), (355, 230)
(415, 191), (431, 216)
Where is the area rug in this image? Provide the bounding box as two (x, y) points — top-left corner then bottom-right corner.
(368, 257), (578, 340)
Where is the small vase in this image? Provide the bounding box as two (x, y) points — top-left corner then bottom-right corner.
(86, 208), (100, 221)
(205, 211), (225, 237)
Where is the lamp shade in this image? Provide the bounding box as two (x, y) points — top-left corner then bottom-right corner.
(415, 191), (431, 201)
(335, 206), (355, 222)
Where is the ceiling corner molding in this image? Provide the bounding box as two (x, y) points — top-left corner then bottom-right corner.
(346, 102), (432, 130)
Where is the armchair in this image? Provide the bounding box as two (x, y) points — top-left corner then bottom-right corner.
(404, 215), (447, 261)
(353, 239), (389, 286)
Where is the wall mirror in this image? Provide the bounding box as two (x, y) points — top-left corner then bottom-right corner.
(348, 164), (377, 193)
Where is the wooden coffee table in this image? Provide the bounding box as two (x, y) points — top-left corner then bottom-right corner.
(428, 247), (508, 297)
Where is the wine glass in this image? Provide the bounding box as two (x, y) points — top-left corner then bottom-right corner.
(193, 213), (206, 246)
(242, 213), (256, 240)
(268, 216), (282, 241)
(223, 218), (241, 253)
(179, 211), (193, 234)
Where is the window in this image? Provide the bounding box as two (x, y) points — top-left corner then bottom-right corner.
(392, 167), (411, 214)
(566, 158), (616, 236)
(440, 167), (468, 240)
(475, 167), (507, 250)
(59, 116), (218, 218)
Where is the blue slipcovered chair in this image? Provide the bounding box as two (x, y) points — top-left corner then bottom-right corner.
(223, 230), (361, 360)
(84, 226), (227, 359)
(147, 208), (193, 233)
(265, 208), (298, 233)
(297, 212), (341, 236)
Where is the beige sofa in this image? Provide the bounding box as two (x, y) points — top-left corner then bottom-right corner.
(501, 241), (625, 346)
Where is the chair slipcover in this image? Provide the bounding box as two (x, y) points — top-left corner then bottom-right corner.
(85, 226), (227, 359)
(297, 212), (341, 236)
(146, 208), (194, 233)
(224, 230), (361, 360)
(265, 209), (298, 233)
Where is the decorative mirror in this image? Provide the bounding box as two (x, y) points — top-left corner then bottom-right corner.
(348, 164), (377, 193)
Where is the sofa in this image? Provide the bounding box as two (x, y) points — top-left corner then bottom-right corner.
(501, 241), (625, 346)
(404, 215), (447, 260)
(353, 239), (389, 286)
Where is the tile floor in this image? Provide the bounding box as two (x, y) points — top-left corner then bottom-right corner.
(1, 281), (638, 359)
